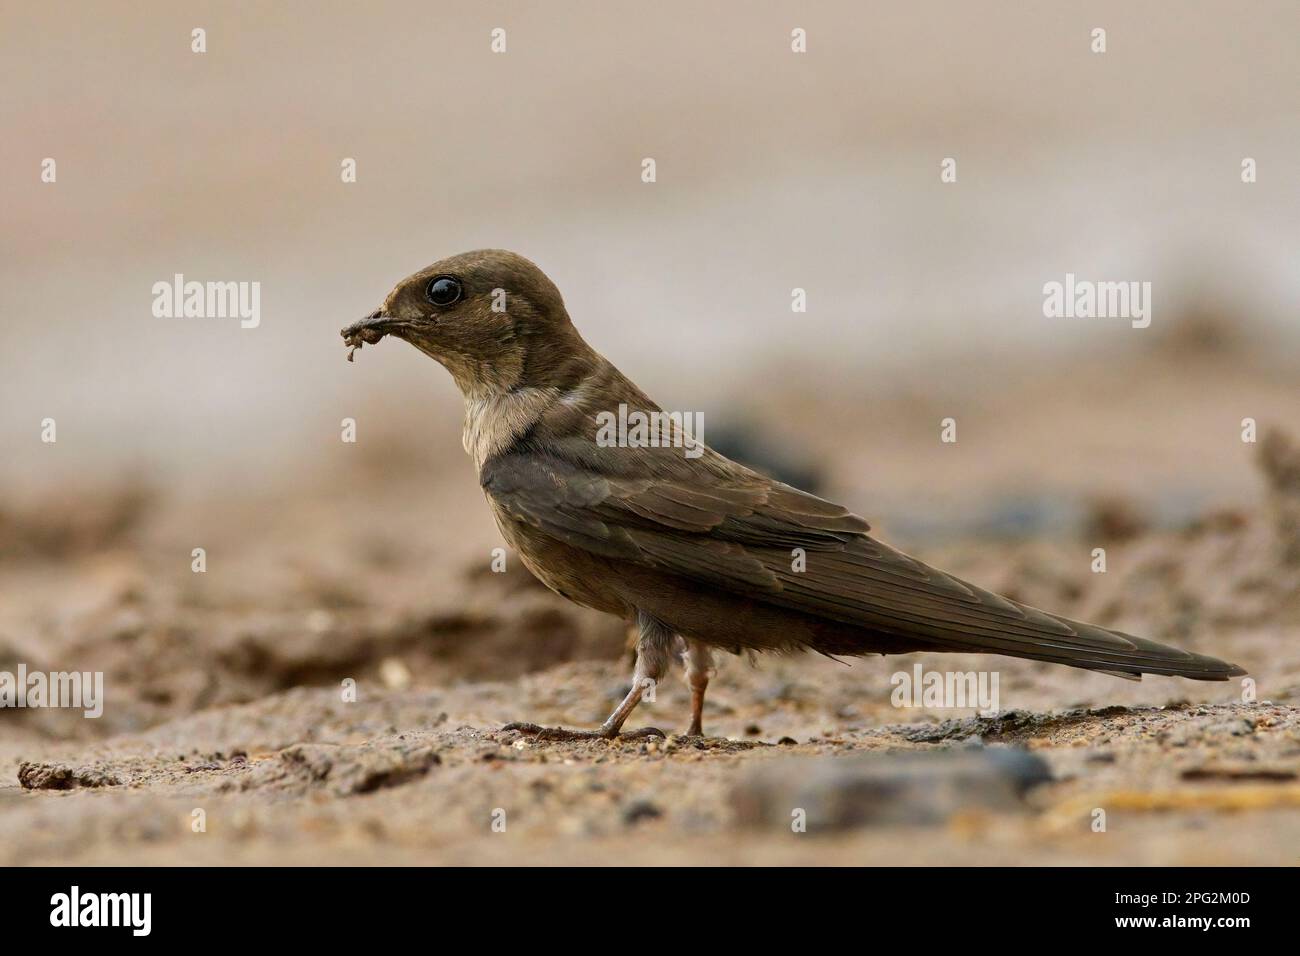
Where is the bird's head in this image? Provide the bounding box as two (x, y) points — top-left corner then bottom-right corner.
(342, 249), (585, 397)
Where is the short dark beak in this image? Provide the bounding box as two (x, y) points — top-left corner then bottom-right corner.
(342, 309), (404, 361)
(340, 309), (394, 340)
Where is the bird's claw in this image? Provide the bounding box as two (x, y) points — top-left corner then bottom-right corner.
(501, 721), (665, 742)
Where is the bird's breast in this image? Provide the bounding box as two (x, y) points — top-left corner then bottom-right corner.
(484, 496), (629, 618)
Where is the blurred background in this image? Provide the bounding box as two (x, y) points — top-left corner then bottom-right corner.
(1, 1), (1298, 865)
(4, 1), (1298, 496)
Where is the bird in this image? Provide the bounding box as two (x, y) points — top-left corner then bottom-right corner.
(341, 249), (1246, 741)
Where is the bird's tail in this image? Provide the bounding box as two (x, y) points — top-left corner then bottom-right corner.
(938, 609), (1247, 682)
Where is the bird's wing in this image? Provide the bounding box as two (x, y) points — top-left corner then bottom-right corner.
(480, 446), (1242, 680)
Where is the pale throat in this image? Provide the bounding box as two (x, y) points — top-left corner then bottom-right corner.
(462, 385), (562, 470)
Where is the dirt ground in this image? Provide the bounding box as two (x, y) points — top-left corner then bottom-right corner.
(2, 334), (1299, 866)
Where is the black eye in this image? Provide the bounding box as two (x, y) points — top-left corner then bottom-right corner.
(425, 275), (462, 306)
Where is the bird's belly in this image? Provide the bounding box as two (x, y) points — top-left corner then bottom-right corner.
(485, 501), (906, 658)
(489, 507), (630, 618)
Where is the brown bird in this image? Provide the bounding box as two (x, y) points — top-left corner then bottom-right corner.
(341, 249), (1246, 740)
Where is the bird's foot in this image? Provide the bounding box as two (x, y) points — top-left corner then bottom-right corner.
(501, 721), (665, 742)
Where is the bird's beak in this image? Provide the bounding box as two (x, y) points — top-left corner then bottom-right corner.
(341, 309), (403, 361)
(341, 308), (398, 339)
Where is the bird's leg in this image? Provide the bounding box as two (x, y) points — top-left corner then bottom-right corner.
(682, 638), (714, 737)
(622, 620), (640, 668)
(503, 611), (674, 741)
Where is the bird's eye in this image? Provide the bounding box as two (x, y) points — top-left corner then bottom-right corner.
(425, 275), (462, 306)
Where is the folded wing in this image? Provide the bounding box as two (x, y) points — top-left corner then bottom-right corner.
(481, 446), (1244, 681)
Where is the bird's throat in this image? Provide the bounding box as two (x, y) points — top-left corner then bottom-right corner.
(462, 385), (563, 470)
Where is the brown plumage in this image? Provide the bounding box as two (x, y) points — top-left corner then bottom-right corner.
(342, 249), (1246, 740)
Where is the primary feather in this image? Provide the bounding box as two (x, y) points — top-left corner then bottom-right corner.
(483, 434), (1243, 682)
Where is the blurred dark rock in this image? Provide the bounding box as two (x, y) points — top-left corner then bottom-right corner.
(731, 748), (1051, 830)
(706, 423), (824, 494)
(1084, 495), (1149, 543)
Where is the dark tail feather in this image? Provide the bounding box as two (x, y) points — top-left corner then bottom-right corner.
(762, 537), (1246, 681)
(948, 611), (1247, 682)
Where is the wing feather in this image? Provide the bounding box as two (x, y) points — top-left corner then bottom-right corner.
(481, 446), (1242, 680)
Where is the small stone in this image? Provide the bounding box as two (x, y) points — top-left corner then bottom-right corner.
(623, 800), (663, 824)
(17, 762), (122, 790)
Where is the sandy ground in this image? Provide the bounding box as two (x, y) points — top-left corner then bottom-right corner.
(2, 338), (1299, 866)
(4, 0), (1299, 868)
